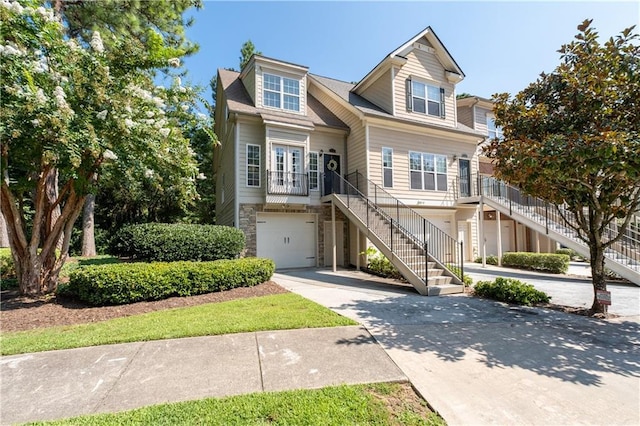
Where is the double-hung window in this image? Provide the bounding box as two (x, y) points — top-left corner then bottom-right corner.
(246, 144), (261, 187)
(486, 116), (503, 140)
(409, 152), (447, 191)
(382, 147), (393, 188)
(263, 73), (300, 112)
(407, 79), (445, 118)
(309, 152), (319, 191)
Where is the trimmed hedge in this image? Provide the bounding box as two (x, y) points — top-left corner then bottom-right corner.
(555, 248), (575, 258)
(474, 255), (499, 266)
(0, 248), (15, 279)
(110, 223), (245, 262)
(474, 277), (550, 306)
(502, 252), (569, 274)
(66, 257), (275, 306)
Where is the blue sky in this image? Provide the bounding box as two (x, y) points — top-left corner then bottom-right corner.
(182, 1), (638, 104)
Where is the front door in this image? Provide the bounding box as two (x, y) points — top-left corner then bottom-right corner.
(459, 158), (471, 197)
(323, 153), (341, 196)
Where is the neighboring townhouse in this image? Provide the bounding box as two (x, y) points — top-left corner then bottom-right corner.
(456, 95), (557, 256)
(214, 26), (489, 293)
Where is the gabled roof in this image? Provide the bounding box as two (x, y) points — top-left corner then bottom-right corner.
(353, 26), (465, 94)
(218, 69), (349, 131)
(457, 95), (495, 110)
(310, 74), (482, 137)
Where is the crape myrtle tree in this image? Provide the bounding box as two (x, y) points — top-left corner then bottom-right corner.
(0, 0), (209, 295)
(486, 20), (640, 314)
(46, 0), (205, 255)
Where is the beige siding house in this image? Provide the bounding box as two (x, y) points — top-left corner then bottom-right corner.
(214, 26), (489, 273)
(456, 95), (557, 256)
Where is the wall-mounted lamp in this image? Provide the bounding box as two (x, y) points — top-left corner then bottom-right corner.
(452, 154), (458, 161)
(319, 149), (324, 156)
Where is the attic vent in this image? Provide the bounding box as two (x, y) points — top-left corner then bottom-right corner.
(412, 42), (435, 54)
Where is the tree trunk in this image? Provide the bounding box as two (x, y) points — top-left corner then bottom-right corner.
(81, 194), (96, 257)
(45, 169), (63, 250)
(589, 243), (608, 315)
(0, 210), (9, 247)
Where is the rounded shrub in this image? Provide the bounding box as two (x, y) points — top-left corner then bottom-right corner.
(474, 277), (550, 306)
(110, 223), (245, 262)
(66, 257), (275, 306)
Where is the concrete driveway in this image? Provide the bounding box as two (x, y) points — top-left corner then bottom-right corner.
(275, 269), (640, 426)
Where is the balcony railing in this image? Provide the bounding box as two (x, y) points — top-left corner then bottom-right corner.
(267, 171), (309, 196)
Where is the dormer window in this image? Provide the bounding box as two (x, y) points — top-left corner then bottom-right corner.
(263, 73), (300, 112)
(406, 79), (445, 118)
(487, 116), (503, 140)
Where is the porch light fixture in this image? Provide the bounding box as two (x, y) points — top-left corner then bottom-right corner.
(319, 149), (323, 156)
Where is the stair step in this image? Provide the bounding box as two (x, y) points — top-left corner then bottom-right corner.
(427, 275), (453, 285)
(427, 284), (464, 296)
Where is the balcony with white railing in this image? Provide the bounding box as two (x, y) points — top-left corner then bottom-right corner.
(266, 171), (310, 204)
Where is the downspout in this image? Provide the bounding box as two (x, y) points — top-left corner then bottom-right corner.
(234, 114), (240, 229)
(364, 121), (370, 182)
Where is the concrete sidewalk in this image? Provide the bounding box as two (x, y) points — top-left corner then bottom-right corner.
(0, 326), (406, 425)
(275, 269), (640, 426)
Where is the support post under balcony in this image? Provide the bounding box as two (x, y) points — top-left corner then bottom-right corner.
(480, 196), (486, 268)
(496, 210), (503, 266)
(332, 199), (337, 272)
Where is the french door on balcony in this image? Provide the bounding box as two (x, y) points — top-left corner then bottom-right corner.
(271, 144), (305, 195)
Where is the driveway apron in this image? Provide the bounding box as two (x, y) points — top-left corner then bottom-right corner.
(275, 269), (640, 426)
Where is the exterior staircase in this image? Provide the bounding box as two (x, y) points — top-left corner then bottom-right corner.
(324, 171), (465, 296)
(478, 176), (640, 285)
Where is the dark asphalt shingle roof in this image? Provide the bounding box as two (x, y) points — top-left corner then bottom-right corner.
(218, 69), (348, 130)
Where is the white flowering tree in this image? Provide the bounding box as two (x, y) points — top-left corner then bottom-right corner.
(0, 0), (208, 295)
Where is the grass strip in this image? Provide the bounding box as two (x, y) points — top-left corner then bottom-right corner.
(29, 383), (445, 426)
(1, 293), (356, 355)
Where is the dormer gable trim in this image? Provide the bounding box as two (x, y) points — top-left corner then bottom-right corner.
(353, 26), (465, 94)
(240, 54), (308, 80)
(457, 95), (495, 110)
(353, 56), (407, 94)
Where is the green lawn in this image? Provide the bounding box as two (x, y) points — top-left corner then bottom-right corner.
(1, 293), (356, 355)
(29, 383), (445, 426)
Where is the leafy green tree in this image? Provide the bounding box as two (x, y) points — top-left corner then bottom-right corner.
(239, 39), (261, 70)
(52, 0), (201, 54)
(487, 20), (640, 314)
(44, 0), (204, 256)
(0, 0), (203, 294)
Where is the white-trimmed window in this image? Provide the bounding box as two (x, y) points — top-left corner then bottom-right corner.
(246, 144), (260, 187)
(382, 147), (393, 188)
(407, 79), (445, 117)
(487, 116), (503, 140)
(263, 73), (300, 112)
(309, 152), (319, 191)
(409, 152), (447, 191)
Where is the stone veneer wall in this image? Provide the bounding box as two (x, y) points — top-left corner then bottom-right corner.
(238, 203), (349, 266)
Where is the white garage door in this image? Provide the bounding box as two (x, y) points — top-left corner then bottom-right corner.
(256, 213), (317, 269)
(427, 215), (453, 238)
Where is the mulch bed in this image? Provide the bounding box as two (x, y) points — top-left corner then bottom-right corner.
(0, 281), (288, 333)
